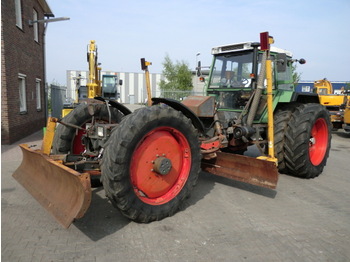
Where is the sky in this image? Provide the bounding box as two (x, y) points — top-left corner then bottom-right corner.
(45, 0), (350, 85)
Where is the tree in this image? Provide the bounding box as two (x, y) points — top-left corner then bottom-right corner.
(159, 54), (193, 100)
(292, 63), (302, 86)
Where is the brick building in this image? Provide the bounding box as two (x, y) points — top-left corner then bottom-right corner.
(1, 0), (53, 144)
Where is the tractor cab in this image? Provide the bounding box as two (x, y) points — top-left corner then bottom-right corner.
(205, 41), (296, 124)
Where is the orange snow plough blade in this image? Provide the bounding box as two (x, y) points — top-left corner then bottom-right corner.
(202, 152), (278, 189)
(12, 144), (91, 228)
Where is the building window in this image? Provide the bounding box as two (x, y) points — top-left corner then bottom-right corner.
(36, 79), (42, 110)
(15, 0), (22, 29)
(33, 9), (39, 42)
(18, 74), (27, 113)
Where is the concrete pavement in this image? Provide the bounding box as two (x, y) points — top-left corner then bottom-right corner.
(2, 125), (350, 262)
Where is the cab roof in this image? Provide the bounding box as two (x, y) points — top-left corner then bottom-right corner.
(211, 42), (293, 57)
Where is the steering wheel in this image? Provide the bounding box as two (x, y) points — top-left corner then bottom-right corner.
(241, 78), (249, 85)
(220, 78), (227, 85)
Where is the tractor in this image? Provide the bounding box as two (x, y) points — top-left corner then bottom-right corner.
(13, 32), (331, 228)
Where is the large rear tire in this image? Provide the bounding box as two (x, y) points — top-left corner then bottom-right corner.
(284, 103), (331, 178)
(101, 105), (201, 223)
(273, 103), (300, 174)
(52, 103), (123, 154)
(52, 103), (123, 186)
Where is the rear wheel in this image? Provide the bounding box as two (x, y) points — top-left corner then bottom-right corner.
(52, 103), (123, 185)
(284, 103), (331, 178)
(101, 105), (201, 222)
(273, 103), (300, 173)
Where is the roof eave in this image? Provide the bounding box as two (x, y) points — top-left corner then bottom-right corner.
(38, 0), (54, 17)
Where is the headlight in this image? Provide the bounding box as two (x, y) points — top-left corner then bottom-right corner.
(97, 126), (104, 137)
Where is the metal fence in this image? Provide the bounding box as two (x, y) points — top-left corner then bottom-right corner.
(51, 86), (205, 112)
(153, 90), (206, 101)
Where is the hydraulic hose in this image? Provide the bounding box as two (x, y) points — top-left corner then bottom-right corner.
(246, 51), (267, 126)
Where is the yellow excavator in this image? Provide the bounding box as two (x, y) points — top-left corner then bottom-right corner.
(13, 33), (331, 228)
(343, 90), (350, 132)
(62, 40), (123, 117)
(313, 79), (349, 130)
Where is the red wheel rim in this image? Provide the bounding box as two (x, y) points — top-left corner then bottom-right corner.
(130, 127), (191, 205)
(72, 125), (86, 154)
(309, 118), (328, 166)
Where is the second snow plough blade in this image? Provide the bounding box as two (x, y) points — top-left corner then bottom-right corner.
(13, 144), (91, 228)
(201, 152), (278, 189)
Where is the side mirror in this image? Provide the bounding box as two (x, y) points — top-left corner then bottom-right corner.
(298, 58), (306, 64)
(119, 79), (123, 86)
(288, 58), (306, 66)
(196, 61), (202, 77)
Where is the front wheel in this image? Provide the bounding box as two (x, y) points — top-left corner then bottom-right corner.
(101, 105), (201, 222)
(284, 103), (331, 178)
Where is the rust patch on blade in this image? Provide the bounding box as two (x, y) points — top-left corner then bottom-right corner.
(12, 144), (91, 228)
(202, 152), (278, 189)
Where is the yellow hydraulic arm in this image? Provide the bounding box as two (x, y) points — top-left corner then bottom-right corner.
(87, 40), (102, 98)
(257, 32), (278, 165)
(141, 58), (153, 106)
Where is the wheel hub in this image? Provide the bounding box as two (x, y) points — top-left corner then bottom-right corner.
(153, 157), (172, 175)
(309, 137), (316, 145)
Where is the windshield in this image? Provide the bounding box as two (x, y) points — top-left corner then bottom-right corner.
(210, 52), (254, 88)
(102, 75), (119, 99)
(102, 76), (117, 93)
